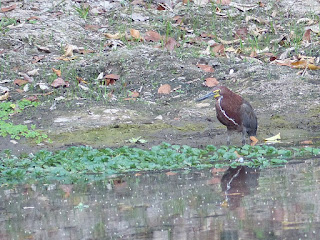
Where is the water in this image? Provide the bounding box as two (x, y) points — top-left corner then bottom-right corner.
(0, 158), (320, 240)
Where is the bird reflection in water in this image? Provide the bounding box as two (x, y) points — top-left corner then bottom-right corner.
(219, 166), (260, 240)
(221, 166), (260, 210)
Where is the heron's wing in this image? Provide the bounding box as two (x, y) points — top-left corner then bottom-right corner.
(240, 101), (257, 136)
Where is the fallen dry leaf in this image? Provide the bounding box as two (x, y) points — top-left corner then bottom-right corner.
(196, 64), (214, 73)
(130, 29), (141, 40)
(211, 44), (225, 56)
(250, 50), (258, 58)
(84, 24), (100, 31)
(76, 76), (87, 84)
(158, 84), (171, 94)
(51, 78), (68, 88)
(303, 29), (311, 42)
(27, 69), (39, 76)
(130, 91), (140, 98)
(1, 4), (16, 12)
(104, 74), (120, 80)
(14, 79), (29, 86)
(291, 60), (320, 70)
(104, 32), (121, 39)
(103, 74), (120, 86)
(32, 55), (45, 64)
(229, 2), (258, 11)
(0, 91), (9, 101)
(165, 37), (179, 51)
(78, 49), (95, 54)
(264, 133), (281, 142)
(124, 98), (137, 101)
(144, 30), (162, 42)
(250, 136), (258, 146)
(166, 171), (177, 176)
(205, 77), (219, 87)
(25, 96), (38, 102)
(57, 56), (78, 61)
(216, 0), (230, 5)
(27, 16), (40, 21)
(52, 68), (61, 77)
(64, 44), (77, 57)
(235, 27), (248, 40)
(300, 140), (313, 145)
(36, 45), (50, 53)
(200, 33), (215, 38)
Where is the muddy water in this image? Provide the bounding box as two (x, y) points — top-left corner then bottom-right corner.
(1, 158), (320, 240)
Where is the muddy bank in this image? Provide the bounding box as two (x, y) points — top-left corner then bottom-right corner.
(0, 0), (319, 154)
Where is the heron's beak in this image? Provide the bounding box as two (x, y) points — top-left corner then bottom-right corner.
(196, 92), (215, 101)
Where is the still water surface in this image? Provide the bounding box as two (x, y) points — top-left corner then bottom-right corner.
(0, 158), (320, 240)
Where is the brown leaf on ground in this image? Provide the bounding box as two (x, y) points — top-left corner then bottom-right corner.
(103, 74), (120, 86)
(250, 50), (258, 58)
(0, 91), (9, 101)
(158, 84), (171, 94)
(258, 2), (265, 7)
(14, 79), (29, 86)
(211, 44), (225, 56)
(64, 44), (76, 57)
(78, 49), (95, 54)
(303, 29), (311, 42)
(52, 68), (61, 77)
(200, 33), (215, 38)
(124, 91), (140, 100)
(235, 27), (248, 40)
(36, 45), (51, 53)
(104, 74), (120, 80)
(76, 76), (87, 84)
(196, 64), (214, 73)
(131, 91), (140, 98)
(25, 96), (39, 102)
(51, 78), (68, 88)
(250, 136), (259, 146)
(166, 171), (177, 176)
(130, 29), (141, 40)
(57, 56), (78, 61)
(172, 15), (183, 25)
(165, 37), (179, 51)
(157, 3), (166, 10)
(300, 140), (313, 145)
(32, 55), (45, 64)
(215, 0), (231, 5)
(104, 32), (121, 39)
(205, 77), (219, 87)
(27, 16), (40, 21)
(291, 60), (320, 70)
(145, 30), (162, 42)
(1, 4), (16, 12)
(84, 24), (100, 31)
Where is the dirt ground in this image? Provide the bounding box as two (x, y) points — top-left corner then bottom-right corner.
(0, 0), (319, 154)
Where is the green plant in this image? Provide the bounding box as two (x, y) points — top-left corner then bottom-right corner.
(74, 5), (90, 20)
(127, 136), (148, 144)
(1, 143), (319, 184)
(0, 17), (17, 33)
(0, 100), (48, 143)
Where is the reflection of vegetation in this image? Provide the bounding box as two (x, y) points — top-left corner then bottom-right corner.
(0, 143), (319, 184)
(0, 100), (48, 143)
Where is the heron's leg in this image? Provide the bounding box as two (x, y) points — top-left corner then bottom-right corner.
(241, 128), (247, 145)
(227, 129), (231, 145)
